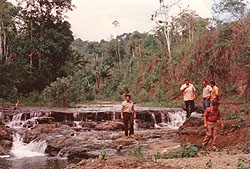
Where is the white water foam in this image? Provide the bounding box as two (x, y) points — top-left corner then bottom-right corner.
(73, 121), (82, 128)
(151, 113), (161, 129)
(11, 133), (47, 158)
(167, 111), (186, 129)
(151, 111), (186, 130)
(6, 113), (48, 158)
(112, 112), (116, 121)
(134, 119), (138, 130)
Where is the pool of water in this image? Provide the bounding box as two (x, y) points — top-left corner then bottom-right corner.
(0, 156), (78, 169)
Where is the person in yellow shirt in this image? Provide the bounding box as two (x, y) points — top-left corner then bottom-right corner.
(180, 79), (196, 118)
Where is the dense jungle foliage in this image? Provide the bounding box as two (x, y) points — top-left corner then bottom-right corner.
(0, 0), (249, 106)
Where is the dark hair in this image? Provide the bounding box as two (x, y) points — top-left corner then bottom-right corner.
(125, 94), (131, 99)
(212, 101), (220, 106)
(203, 80), (207, 83)
(185, 79), (189, 82)
(210, 81), (216, 85)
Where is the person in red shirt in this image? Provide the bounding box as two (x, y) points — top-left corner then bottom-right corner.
(202, 101), (224, 150)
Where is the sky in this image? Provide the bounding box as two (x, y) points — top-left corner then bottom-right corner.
(68, 0), (213, 41)
(8, 0), (213, 41)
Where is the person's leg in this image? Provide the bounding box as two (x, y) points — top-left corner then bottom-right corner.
(202, 99), (206, 114)
(207, 99), (211, 108)
(203, 99), (210, 113)
(212, 123), (218, 147)
(202, 123), (213, 147)
(123, 113), (129, 137)
(129, 114), (134, 136)
(190, 100), (195, 113)
(185, 101), (191, 118)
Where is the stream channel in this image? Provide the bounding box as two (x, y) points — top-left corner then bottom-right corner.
(0, 102), (202, 169)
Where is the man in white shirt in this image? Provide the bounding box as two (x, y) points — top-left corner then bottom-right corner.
(201, 80), (212, 114)
(180, 79), (196, 118)
(121, 95), (136, 138)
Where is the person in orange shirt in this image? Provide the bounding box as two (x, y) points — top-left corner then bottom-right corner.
(210, 81), (220, 102)
(180, 79), (196, 118)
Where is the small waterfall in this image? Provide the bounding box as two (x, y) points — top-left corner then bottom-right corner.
(112, 112), (116, 121)
(134, 119), (138, 130)
(151, 113), (161, 128)
(167, 111), (186, 129)
(73, 112), (79, 121)
(160, 112), (165, 123)
(7, 113), (24, 129)
(11, 133), (47, 158)
(7, 112), (48, 158)
(149, 111), (186, 130)
(73, 121), (82, 128)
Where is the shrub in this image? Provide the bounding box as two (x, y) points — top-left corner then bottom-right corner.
(153, 142), (199, 160)
(129, 144), (144, 157)
(41, 71), (95, 107)
(137, 89), (150, 102)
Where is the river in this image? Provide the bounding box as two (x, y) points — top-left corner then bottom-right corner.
(0, 103), (202, 169)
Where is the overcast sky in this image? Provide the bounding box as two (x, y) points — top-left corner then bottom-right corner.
(8, 0), (213, 41)
(68, 0), (213, 41)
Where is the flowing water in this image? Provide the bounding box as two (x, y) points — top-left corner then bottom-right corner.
(0, 103), (201, 169)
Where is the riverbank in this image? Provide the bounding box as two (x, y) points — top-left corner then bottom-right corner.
(74, 151), (250, 169)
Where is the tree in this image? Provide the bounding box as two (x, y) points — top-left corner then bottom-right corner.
(152, 0), (180, 61)
(0, 0), (17, 63)
(112, 20), (122, 76)
(212, 0), (249, 21)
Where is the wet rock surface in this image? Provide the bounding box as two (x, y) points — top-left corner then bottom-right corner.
(0, 124), (13, 155)
(25, 122), (182, 160)
(1, 103), (187, 160)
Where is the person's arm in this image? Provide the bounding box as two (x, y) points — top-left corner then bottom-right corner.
(215, 87), (219, 100)
(204, 110), (208, 129)
(121, 104), (124, 120)
(219, 116), (224, 129)
(132, 105), (136, 119)
(204, 116), (208, 129)
(180, 85), (188, 93)
(121, 110), (124, 120)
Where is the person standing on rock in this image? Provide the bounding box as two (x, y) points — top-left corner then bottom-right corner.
(202, 101), (224, 151)
(180, 79), (196, 118)
(201, 80), (212, 114)
(121, 95), (136, 138)
(210, 81), (220, 102)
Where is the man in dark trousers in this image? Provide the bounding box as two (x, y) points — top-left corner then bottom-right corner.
(180, 79), (196, 118)
(121, 95), (136, 138)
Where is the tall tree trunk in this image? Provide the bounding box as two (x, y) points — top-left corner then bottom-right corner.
(3, 30), (6, 57)
(29, 0), (33, 72)
(117, 39), (122, 76)
(138, 42), (143, 72)
(29, 53), (33, 72)
(0, 23), (3, 58)
(163, 24), (172, 61)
